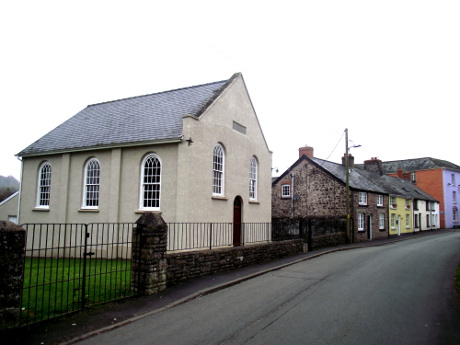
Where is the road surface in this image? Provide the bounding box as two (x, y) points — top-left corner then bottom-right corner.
(77, 232), (460, 344)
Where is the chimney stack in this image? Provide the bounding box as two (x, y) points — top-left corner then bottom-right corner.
(299, 146), (314, 158)
(342, 153), (355, 168)
(364, 157), (383, 175)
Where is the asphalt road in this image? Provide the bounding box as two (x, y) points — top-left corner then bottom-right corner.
(76, 232), (460, 345)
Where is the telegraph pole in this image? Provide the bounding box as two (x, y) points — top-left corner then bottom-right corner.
(345, 128), (351, 243)
(344, 128), (361, 244)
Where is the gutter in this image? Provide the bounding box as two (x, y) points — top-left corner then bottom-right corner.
(16, 137), (184, 159)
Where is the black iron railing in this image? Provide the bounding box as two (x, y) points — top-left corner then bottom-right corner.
(20, 223), (136, 326)
(166, 222), (272, 251)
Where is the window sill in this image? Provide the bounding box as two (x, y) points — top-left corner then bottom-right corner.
(212, 196), (228, 201)
(33, 207), (49, 212)
(135, 210), (162, 214)
(249, 200), (260, 204)
(79, 209), (99, 213)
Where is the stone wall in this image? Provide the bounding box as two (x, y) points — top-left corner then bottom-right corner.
(272, 158), (347, 219)
(166, 239), (304, 285)
(272, 217), (347, 250)
(352, 192), (389, 242)
(0, 221), (25, 329)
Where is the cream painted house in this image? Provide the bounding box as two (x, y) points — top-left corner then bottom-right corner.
(17, 73), (272, 235)
(0, 191), (19, 223)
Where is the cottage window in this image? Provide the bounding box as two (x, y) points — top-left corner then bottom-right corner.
(377, 195), (384, 207)
(405, 215), (410, 228)
(405, 199), (411, 209)
(281, 184), (290, 198)
(390, 196), (397, 208)
(391, 213), (396, 228)
(213, 144), (225, 196)
(249, 156), (258, 200)
(37, 162), (51, 208)
(140, 154), (161, 210)
(453, 191), (457, 204)
(83, 158), (100, 209)
(359, 192), (367, 205)
(379, 213), (385, 230)
(358, 213), (365, 230)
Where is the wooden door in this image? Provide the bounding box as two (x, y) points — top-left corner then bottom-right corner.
(233, 196), (242, 246)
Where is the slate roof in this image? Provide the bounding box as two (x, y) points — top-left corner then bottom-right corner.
(380, 157), (460, 173)
(310, 158), (388, 194)
(273, 155), (437, 201)
(17, 74), (237, 157)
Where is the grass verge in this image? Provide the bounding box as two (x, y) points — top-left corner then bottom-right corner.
(21, 257), (133, 325)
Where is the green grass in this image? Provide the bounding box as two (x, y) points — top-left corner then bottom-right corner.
(21, 257), (133, 324)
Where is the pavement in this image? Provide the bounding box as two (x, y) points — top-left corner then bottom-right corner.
(1, 229), (457, 345)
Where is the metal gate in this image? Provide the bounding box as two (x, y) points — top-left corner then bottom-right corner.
(20, 223), (136, 326)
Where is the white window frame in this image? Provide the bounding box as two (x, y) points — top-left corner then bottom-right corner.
(36, 162), (51, 208)
(212, 144), (225, 196)
(281, 184), (291, 198)
(358, 213), (365, 230)
(377, 195), (384, 207)
(379, 213), (385, 229)
(359, 192), (367, 205)
(406, 215), (410, 228)
(391, 213), (396, 228)
(249, 156), (258, 201)
(82, 158), (101, 209)
(390, 196), (397, 208)
(140, 154), (162, 210)
(405, 199), (411, 209)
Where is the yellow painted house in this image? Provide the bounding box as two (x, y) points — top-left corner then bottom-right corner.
(388, 195), (413, 235)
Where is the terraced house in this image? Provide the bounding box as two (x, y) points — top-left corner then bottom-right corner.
(16, 73), (272, 240)
(272, 147), (439, 243)
(382, 158), (460, 229)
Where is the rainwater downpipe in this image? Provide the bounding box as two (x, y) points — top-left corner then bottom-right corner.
(291, 173), (295, 218)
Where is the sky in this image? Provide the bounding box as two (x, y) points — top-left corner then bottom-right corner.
(1, 1), (459, 180)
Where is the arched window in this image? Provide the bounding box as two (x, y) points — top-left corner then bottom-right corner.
(37, 162), (52, 208)
(213, 144), (225, 196)
(249, 156), (258, 200)
(83, 158), (100, 208)
(140, 154), (161, 210)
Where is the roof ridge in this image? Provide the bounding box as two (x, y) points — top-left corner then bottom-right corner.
(86, 78), (229, 108)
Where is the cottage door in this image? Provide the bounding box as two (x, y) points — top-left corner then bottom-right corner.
(233, 196), (242, 246)
(367, 215), (372, 240)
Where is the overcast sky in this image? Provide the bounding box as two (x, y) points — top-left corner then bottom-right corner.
(1, 1), (459, 180)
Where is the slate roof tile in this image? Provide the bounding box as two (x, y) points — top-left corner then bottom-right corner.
(380, 157), (460, 173)
(17, 76), (234, 157)
(273, 155), (437, 201)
